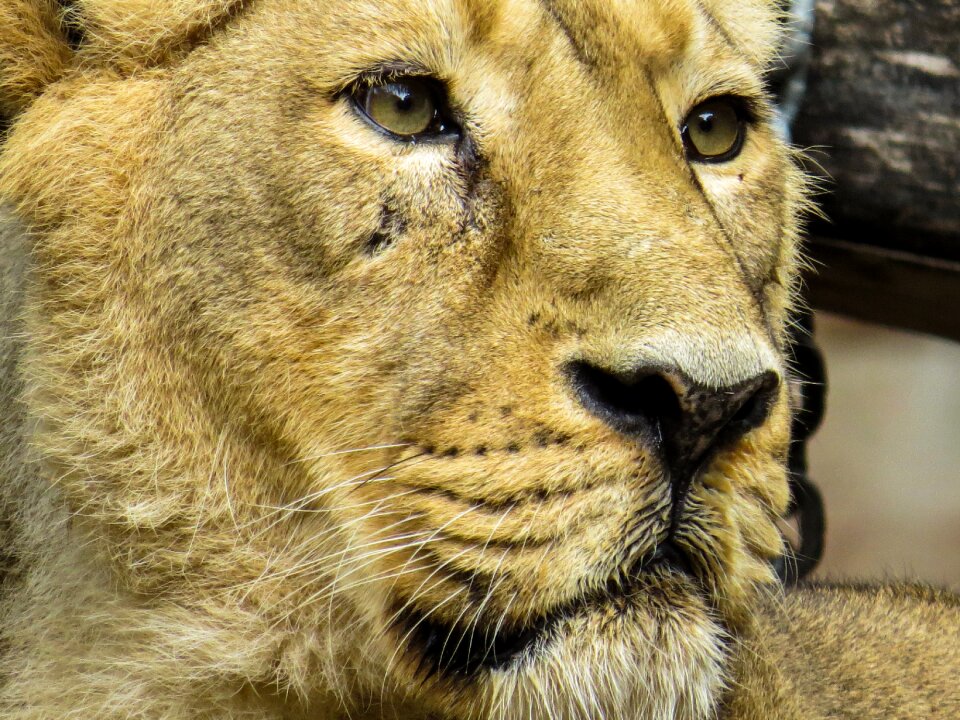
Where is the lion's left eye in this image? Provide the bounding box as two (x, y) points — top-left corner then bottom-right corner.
(681, 97), (747, 163)
(352, 76), (456, 140)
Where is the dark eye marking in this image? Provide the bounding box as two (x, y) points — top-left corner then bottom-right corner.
(365, 205), (407, 256)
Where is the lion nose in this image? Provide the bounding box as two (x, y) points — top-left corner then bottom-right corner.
(567, 361), (780, 478)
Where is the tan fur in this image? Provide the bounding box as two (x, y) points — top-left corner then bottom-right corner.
(0, 1), (956, 718)
(0, 0), (71, 118)
(727, 585), (960, 718)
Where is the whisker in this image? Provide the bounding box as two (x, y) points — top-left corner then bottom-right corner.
(268, 501), (474, 621)
(227, 499), (426, 596)
(242, 452), (430, 533)
(440, 506), (514, 667)
(283, 442), (413, 466)
(381, 584), (467, 693)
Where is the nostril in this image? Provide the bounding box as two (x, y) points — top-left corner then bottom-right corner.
(724, 371), (780, 437)
(567, 361), (782, 480)
(566, 361), (681, 440)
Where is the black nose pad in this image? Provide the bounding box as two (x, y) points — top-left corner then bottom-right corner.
(567, 361), (780, 479)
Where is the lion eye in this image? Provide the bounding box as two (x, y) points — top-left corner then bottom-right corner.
(354, 76), (455, 140)
(681, 97), (746, 163)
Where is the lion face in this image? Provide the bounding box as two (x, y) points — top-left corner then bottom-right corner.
(2, 0), (804, 717)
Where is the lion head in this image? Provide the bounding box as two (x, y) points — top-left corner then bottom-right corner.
(0, 0), (807, 718)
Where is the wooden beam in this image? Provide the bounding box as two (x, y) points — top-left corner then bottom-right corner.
(804, 235), (960, 341)
(794, 0), (960, 260)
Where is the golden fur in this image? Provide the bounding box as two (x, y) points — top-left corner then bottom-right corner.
(0, 1), (956, 718)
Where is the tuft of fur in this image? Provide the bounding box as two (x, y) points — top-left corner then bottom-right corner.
(0, 1), (957, 719)
(73, 0), (247, 69)
(0, 0), (72, 119)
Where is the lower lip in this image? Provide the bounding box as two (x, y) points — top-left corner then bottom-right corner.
(394, 549), (699, 678)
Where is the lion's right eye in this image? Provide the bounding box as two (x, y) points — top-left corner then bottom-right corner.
(353, 76), (457, 141)
(681, 96), (748, 163)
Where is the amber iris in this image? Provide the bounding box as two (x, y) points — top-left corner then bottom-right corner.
(359, 77), (439, 138)
(682, 98), (745, 162)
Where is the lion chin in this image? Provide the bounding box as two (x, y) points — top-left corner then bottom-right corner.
(385, 571), (728, 720)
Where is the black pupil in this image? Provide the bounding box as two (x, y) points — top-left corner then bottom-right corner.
(696, 111), (715, 133)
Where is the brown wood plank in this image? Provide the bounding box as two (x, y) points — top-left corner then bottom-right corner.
(804, 235), (960, 341)
(794, 0), (960, 261)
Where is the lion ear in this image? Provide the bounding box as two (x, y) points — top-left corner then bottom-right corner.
(74, 0), (243, 70)
(0, 0), (74, 121)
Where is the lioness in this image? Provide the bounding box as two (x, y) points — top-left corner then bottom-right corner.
(0, 0), (957, 718)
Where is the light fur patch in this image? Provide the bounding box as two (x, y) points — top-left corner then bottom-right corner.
(482, 600), (727, 720)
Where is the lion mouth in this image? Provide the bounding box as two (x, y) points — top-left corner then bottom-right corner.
(393, 539), (698, 678)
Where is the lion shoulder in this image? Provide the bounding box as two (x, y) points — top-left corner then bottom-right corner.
(725, 583), (960, 719)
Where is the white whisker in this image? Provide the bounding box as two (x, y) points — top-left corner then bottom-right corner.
(284, 443), (413, 466)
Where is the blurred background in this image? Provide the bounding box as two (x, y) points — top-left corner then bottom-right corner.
(781, 0), (960, 591)
(808, 313), (960, 591)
